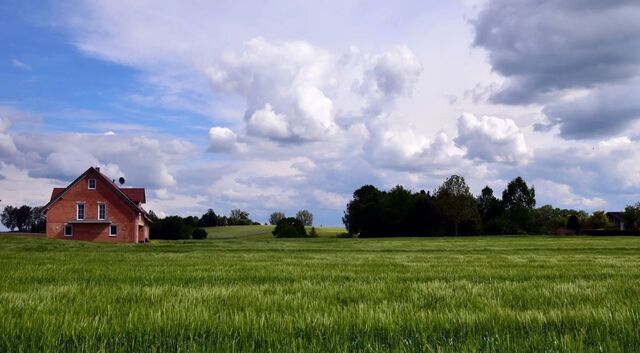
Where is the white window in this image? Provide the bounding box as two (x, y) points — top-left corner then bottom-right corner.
(110, 225), (118, 236)
(77, 203), (85, 220)
(98, 203), (106, 220)
(88, 179), (96, 189)
(64, 225), (73, 237)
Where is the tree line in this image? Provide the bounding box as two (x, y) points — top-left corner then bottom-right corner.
(343, 175), (640, 237)
(149, 208), (316, 240)
(148, 208), (261, 240)
(1, 205), (46, 233)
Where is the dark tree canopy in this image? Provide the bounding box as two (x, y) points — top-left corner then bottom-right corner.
(623, 203), (640, 230)
(434, 175), (481, 236)
(1, 205), (45, 233)
(566, 215), (581, 234)
(502, 177), (536, 210)
(272, 217), (307, 238)
(197, 209), (218, 227)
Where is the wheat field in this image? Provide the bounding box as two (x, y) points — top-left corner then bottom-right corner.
(1, 231), (639, 352)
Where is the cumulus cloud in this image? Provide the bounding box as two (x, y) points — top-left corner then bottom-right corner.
(8, 132), (188, 188)
(208, 127), (243, 153)
(472, 0), (640, 138)
(0, 117), (18, 157)
(455, 112), (531, 164)
(534, 180), (607, 209)
(205, 38), (421, 144)
(366, 124), (466, 172)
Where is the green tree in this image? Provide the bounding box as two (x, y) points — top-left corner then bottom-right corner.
(229, 209), (251, 225)
(15, 205), (32, 232)
(192, 228), (208, 239)
(502, 177), (536, 233)
(272, 217), (307, 238)
(566, 214), (581, 234)
(623, 203), (640, 230)
(586, 210), (614, 229)
(1, 205), (17, 231)
(29, 206), (46, 233)
(295, 210), (313, 226)
(435, 175), (480, 236)
(269, 212), (286, 225)
(198, 209), (218, 227)
(343, 185), (385, 236)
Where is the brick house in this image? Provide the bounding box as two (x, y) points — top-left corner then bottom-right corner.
(44, 166), (151, 243)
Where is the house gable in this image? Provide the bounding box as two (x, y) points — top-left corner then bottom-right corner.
(45, 167), (151, 243)
(44, 167), (149, 221)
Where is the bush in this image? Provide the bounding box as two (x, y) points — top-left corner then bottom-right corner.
(272, 217), (307, 238)
(192, 228), (208, 240)
(150, 216), (192, 240)
(309, 227), (318, 237)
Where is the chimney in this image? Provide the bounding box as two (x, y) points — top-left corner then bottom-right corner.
(96, 167), (101, 172)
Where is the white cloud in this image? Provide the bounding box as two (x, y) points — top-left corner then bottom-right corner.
(455, 112), (531, 164)
(534, 180), (607, 209)
(208, 127), (243, 153)
(246, 104), (290, 140)
(313, 190), (349, 209)
(0, 117), (18, 157)
(204, 38), (421, 144)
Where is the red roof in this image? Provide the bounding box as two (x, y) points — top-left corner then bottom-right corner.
(50, 188), (65, 202)
(120, 188), (146, 203)
(49, 186), (145, 204)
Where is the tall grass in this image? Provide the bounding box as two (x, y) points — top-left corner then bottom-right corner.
(1, 234), (640, 352)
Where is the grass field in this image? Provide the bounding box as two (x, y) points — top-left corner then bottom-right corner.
(1, 227), (640, 352)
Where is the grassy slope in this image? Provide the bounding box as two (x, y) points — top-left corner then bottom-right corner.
(1, 233), (640, 352)
(203, 225), (345, 239)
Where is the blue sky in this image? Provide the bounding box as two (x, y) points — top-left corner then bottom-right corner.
(1, 0), (639, 226)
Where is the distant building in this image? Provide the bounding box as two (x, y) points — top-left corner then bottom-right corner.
(606, 212), (625, 230)
(44, 167), (151, 243)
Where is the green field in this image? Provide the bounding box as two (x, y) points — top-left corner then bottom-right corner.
(1, 228), (640, 352)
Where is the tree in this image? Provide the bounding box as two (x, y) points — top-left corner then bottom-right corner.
(150, 216), (192, 240)
(272, 217), (307, 238)
(198, 209), (218, 227)
(192, 228), (208, 239)
(501, 177), (536, 233)
(295, 209), (313, 226)
(229, 209), (251, 225)
(343, 185), (385, 236)
(567, 214), (581, 234)
(476, 186), (504, 234)
(183, 215), (199, 227)
(1, 205), (17, 231)
(29, 206), (46, 233)
(623, 203), (640, 230)
(382, 185), (414, 235)
(15, 205), (32, 232)
(434, 175), (480, 236)
(585, 210), (614, 229)
(269, 212), (286, 225)
(502, 177), (536, 209)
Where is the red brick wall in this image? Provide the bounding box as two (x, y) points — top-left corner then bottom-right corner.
(46, 170), (145, 243)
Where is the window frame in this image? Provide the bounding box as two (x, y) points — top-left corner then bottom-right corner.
(88, 179), (96, 190)
(77, 203), (85, 220)
(98, 203), (106, 220)
(109, 224), (118, 237)
(64, 225), (73, 237)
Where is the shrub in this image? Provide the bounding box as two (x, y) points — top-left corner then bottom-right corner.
(309, 227), (318, 237)
(272, 217), (307, 238)
(192, 228), (208, 240)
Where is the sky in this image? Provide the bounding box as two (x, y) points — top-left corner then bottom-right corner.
(1, 0), (639, 226)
